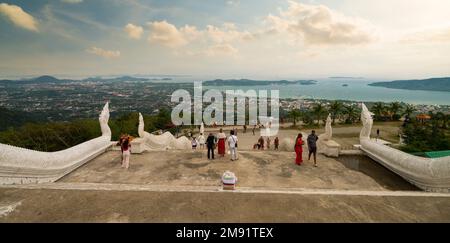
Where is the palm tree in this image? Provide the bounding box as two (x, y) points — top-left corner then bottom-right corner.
(329, 101), (343, 124)
(389, 102), (403, 121)
(403, 104), (416, 118)
(288, 109), (302, 126)
(434, 112), (447, 129)
(312, 103), (326, 125)
(343, 105), (359, 124)
(372, 102), (385, 121)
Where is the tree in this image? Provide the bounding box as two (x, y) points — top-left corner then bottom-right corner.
(372, 102), (385, 121)
(343, 105), (359, 124)
(288, 109), (302, 126)
(401, 119), (450, 153)
(389, 102), (403, 121)
(328, 101), (343, 124)
(403, 104), (416, 118)
(301, 111), (315, 126)
(312, 104), (327, 125)
(433, 112), (448, 129)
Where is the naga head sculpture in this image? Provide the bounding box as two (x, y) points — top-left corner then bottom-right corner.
(360, 103), (374, 139)
(99, 102), (111, 137)
(324, 113), (332, 140)
(138, 113), (145, 138)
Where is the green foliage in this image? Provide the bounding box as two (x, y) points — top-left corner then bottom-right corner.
(328, 101), (343, 124)
(389, 102), (403, 121)
(0, 119), (101, 152)
(343, 105), (360, 124)
(312, 103), (327, 125)
(288, 109), (302, 126)
(0, 109), (178, 152)
(301, 111), (315, 126)
(401, 119), (450, 153)
(0, 107), (45, 131)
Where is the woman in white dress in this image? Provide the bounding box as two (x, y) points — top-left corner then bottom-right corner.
(198, 133), (206, 149)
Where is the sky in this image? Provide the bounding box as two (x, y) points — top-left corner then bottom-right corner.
(0, 0), (449, 79)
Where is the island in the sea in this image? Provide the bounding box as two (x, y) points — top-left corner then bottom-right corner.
(369, 77), (450, 92)
(329, 76), (364, 79)
(203, 79), (318, 86)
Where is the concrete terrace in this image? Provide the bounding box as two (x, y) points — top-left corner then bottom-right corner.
(1, 127), (449, 222)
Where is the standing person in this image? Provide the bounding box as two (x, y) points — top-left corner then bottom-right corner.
(118, 134), (126, 161)
(294, 133), (304, 166)
(243, 125), (247, 133)
(252, 125), (256, 136)
(217, 129), (227, 157)
(198, 133), (206, 150)
(206, 133), (216, 160)
(307, 130), (319, 167)
(266, 137), (271, 150)
(191, 137), (198, 150)
(274, 137), (280, 151)
(228, 130), (239, 161)
(376, 129), (380, 141)
(258, 136), (265, 150)
(121, 137), (131, 169)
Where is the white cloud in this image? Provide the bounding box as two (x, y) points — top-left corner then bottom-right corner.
(148, 21), (190, 48)
(61, 0), (84, 4)
(125, 23), (143, 40)
(206, 23), (254, 43)
(87, 47), (121, 59)
(401, 26), (450, 44)
(266, 1), (376, 46)
(226, 0), (240, 7)
(0, 3), (38, 32)
(205, 44), (239, 56)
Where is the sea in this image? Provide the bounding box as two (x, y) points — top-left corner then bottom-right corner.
(146, 76), (450, 106)
(6, 74), (449, 105)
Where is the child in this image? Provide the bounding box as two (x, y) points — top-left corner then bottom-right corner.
(192, 137), (198, 150)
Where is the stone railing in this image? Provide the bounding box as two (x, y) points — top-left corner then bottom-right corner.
(360, 138), (450, 192)
(0, 103), (112, 185)
(359, 103), (450, 192)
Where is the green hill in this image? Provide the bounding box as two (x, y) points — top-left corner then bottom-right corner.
(369, 77), (450, 92)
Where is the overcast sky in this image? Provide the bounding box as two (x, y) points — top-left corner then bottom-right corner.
(0, 0), (449, 79)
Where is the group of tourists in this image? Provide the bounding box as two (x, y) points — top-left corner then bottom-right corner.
(119, 127), (320, 170)
(254, 136), (279, 150)
(294, 130), (319, 167)
(191, 129), (239, 161)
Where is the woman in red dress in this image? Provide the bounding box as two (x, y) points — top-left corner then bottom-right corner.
(217, 128), (227, 157)
(294, 133), (304, 165)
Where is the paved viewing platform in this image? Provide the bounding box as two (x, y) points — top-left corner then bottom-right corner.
(3, 148), (449, 223)
(59, 150), (416, 191)
(0, 125), (449, 222)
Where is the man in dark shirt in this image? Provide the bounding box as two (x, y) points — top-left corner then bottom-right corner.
(206, 133), (216, 160)
(307, 130), (319, 167)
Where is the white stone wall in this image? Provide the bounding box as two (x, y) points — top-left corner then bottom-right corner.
(0, 103), (112, 185)
(359, 103), (450, 193)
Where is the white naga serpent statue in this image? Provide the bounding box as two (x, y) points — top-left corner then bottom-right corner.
(359, 103), (450, 192)
(0, 103), (113, 185)
(138, 113), (191, 151)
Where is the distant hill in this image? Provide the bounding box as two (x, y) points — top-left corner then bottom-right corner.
(32, 75), (61, 83)
(0, 75), (154, 84)
(369, 77), (450, 92)
(203, 79), (318, 86)
(82, 76), (150, 82)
